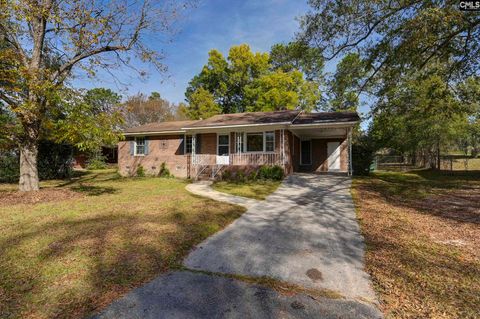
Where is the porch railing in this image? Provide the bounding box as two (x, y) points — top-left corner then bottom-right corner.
(191, 153), (283, 166)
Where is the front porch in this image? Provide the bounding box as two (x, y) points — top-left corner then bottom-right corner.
(189, 130), (288, 180)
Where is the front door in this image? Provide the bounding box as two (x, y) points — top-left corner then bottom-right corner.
(300, 140), (312, 165)
(217, 134), (230, 165)
(327, 142), (341, 171)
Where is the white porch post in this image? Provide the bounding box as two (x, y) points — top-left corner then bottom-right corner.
(192, 134), (196, 165)
(281, 129), (285, 167)
(348, 127), (353, 176)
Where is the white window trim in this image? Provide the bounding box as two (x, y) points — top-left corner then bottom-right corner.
(184, 134), (193, 154)
(300, 139), (312, 165)
(134, 136), (146, 156)
(217, 133), (230, 155)
(243, 131), (276, 153)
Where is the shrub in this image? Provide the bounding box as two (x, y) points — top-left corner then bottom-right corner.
(248, 170), (258, 181)
(0, 152), (19, 183)
(86, 155), (107, 170)
(136, 165), (145, 177)
(0, 141), (73, 183)
(236, 171), (246, 183)
(158, 162), (172, 178)
(269, 165), (284, 180)
(222, 170), (232, 181)
(352, 135), (375, 176)
(258, 165), (284, 181)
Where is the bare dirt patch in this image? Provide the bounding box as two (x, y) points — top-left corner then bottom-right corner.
(0, 188), (83, 205)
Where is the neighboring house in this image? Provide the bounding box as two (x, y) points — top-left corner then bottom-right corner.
(118, 110), (359, 179)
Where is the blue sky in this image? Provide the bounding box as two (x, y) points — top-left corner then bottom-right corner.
(74, 0), (370, 123)
(76, 0), (312, 103)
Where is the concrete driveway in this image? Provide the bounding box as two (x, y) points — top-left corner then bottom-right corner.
(185, 174), (377, 302)
(92, 174), (381, 319)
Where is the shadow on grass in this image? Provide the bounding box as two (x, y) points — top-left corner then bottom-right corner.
(0, 199), (244, 319)
(363, 224), (480, 318)
(357, 169), (480, 225)
(70, 184), (119, 196)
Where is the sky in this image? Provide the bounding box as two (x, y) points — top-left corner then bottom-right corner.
(76, 0), (313, 104)
(74, 0), (370, 124)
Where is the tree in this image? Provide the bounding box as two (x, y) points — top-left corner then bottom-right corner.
(245, 70), (319, 112)
(184, 44), (321, 117)
(270, 41), (324, 81)
(0, 0), (189, 191)
(123, 92), (181, 127)
(48, 88), (124, 152)
(371, 72), (468, 168)
(184, 87), (222, 120)
(328, 53), (366, 111)
(299, 1), (480, 91)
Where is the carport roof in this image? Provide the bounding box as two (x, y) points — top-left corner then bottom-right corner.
(292, 112), (360, 125)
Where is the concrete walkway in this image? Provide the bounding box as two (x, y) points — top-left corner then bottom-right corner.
(185, 174), (377, 302)
(186, 181), (259, 209)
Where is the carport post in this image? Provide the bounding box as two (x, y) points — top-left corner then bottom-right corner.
(348, 127), (353, 176)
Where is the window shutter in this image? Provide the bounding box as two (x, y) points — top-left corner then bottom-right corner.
(196, 134), (201, 153)
(130, 140), (134, 155)
(179, 136), (185, 155)
(144, 138), (149, 155)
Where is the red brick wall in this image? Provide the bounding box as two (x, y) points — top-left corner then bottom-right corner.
(118, 135), (190, 177)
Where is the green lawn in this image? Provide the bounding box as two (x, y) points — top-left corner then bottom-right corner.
(0, 170), (245, 319)
(212, 180), (282, 200)
(352, 170), (480, 318)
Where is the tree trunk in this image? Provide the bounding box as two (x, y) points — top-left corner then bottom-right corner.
(436, 139), (441, 170)
(19, 142), (40, 191)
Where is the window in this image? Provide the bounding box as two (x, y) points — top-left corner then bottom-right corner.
(246, 133), (263, 152)
(135, 137), (145, 155)
(265, 131), (275, 152)
(245, 131), (275, 153)
(218, 134), (229, 155)
(185, 135), (193, 154)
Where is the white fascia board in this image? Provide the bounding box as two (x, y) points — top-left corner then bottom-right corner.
(182, 122), (291, 132)
(288, 121), (359, 129)
(123, 130), (186, 136)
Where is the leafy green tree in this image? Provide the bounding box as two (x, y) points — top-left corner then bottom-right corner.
(299, 1), (480, 90)
(0, 0), (189, 191)
(329, 53), (366, 111)
(245, 70), (319, 112)
(48, 88), (124, 151)
(270, 41), (324, 81)
(371, 73), (468, 168)
(185, 44), (320, 117)
(185, 88), (222, 120)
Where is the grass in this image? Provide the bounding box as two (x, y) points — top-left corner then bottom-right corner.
(352, 170), (480, 318)
(212, 180), (282, 200)
(0, 169), (245, 319)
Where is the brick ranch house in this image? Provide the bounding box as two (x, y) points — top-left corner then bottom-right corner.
(118, 110), (359, 179)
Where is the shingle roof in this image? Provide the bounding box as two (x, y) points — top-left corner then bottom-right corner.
(123, 111), (360, 134)
(184, 110), (300, 128)
(292, 112), (360, 125)
(124, 120), (198, 134)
